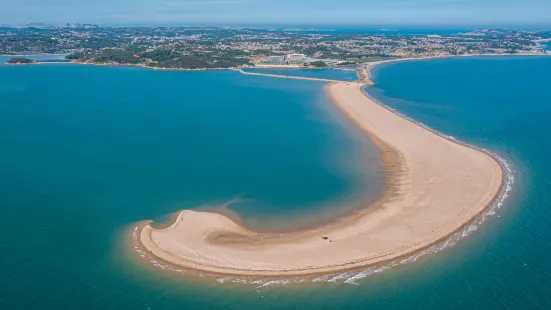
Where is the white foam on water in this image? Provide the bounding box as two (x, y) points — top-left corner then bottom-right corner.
(312, 275), (330, 282)
(255, 279), (297, 289)
(216, 277), (231, 284)
(328, 271), (355, 283)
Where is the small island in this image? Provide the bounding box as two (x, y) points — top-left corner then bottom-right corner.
(6, 58), (37, 65)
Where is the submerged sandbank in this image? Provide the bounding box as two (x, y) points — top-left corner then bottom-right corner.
(137, 81), (503, 277)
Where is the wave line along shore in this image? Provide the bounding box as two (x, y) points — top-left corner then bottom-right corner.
(136, 71), (505, 277)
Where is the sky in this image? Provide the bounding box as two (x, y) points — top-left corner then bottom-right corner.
(0, 0), (550, 27)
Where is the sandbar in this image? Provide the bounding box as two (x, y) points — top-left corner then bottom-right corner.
(137, 81), (503, 277)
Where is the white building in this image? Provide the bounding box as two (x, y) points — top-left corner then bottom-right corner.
(285, 53), (306, 60)
(284, 53), (306, 64)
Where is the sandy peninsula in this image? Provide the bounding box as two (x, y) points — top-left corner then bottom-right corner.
(138, 81), (503, 277)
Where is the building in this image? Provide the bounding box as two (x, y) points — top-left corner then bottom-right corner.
(261, 55), (286, 65)
(259, 53), (307, 66)
(284, 53), (306, 64)
(285, 53), (306, 60)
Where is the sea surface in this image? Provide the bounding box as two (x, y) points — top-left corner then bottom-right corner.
(227, 25), (478, 35)
(1, 56), (551, 308)
(242, 67), (359, 81)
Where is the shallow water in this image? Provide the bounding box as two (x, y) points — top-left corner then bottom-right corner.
(2, 56), (551, 308)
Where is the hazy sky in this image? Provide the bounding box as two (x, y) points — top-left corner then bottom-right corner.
(1, 0), (550, 26)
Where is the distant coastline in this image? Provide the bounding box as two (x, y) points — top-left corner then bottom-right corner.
(36, 60), (235, 72)
(4, 52), (550, 78)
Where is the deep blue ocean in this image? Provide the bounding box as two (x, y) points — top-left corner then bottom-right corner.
(1, 56), (551, 309)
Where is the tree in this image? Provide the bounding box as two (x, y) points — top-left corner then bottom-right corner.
(308, 60), (328, 68)
(6, 57), (36, 64)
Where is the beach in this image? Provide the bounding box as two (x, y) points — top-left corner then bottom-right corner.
(137, 80), (504, 277)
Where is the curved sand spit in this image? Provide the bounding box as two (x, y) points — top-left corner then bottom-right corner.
(138, 81), (503, 277)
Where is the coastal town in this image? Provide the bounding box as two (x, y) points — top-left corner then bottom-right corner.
(1, 25), (550, 69)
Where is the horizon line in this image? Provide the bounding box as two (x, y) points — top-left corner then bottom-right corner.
(2, 22), (551, 30)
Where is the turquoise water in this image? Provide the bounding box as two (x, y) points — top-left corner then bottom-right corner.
(243, 67), (358, 81)
(0, 64), (382, 309)
(540, 41), (551, 51)
(2, 56), (551, 308)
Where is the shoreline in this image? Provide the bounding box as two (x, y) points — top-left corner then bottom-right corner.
(48, 61), (235, 72)
(135, 76), (505, 278)
(5, 52), (548, 77)
(0, 58), (237, 71)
